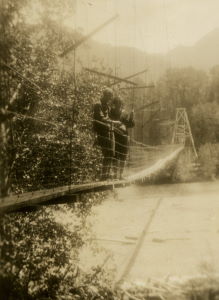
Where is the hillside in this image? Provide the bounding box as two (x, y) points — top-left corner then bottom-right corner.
(75, 40), (168, 82)
(168, 27), (219, 69)
(71, 27), (219, 82)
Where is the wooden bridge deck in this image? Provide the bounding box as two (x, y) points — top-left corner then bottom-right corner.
(0, 146), (183, 214)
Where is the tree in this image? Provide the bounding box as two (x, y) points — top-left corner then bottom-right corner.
(157, 67), (207, 117)
(191, 101), (219, 146)
(0, 0), (28, 197)
(208, 65), (219, 103)
(0, 208), (83, 299)
(0, 1), (114, 299)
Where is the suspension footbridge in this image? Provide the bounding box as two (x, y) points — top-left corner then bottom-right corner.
(0, 13), (197, 214)
(0, 143), (183, 214)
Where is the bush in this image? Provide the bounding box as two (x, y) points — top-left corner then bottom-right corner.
(0, 208), (83, 300)
(198, 143), (218, 180)
(172, 148), (195, 182)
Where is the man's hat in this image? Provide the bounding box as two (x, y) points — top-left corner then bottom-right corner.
(102, 87), (113, 98)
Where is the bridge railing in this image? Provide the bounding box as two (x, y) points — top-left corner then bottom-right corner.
(0, 65), (183, 205)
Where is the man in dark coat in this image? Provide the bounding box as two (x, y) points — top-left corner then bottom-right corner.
(110, 96), (135, 179)
(93, 88), (121, 180)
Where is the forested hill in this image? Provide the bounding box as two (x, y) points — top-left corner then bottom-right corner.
(75, 40), (168, 82)
(169, 27), (219, 69)
(72, 27), (219, 81)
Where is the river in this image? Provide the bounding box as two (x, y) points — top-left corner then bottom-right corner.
(79, 180), (219, 282)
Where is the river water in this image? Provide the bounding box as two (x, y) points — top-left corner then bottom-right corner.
(79, 180), (219, 282)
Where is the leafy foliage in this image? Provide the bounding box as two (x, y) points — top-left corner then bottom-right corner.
(0, 208), (83, 300)
(0, 1), (115, 299)
(198, 143), (219, 180)
(0, 0), (106, 193)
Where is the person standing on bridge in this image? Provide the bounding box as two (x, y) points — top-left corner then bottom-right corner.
(110, 96), (135, 180)
(93, 88), (121, 180)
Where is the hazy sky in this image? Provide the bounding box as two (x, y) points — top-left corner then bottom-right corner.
(64, 0), (219, 53)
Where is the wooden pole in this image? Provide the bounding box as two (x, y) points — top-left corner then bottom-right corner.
(60, 14), (119, 57)
(109, 68), (148, 87)
(119, 85), (155, 90)
(83, 67), (137, 85)
(184, 110), (198, 158)
(172, 108), (198, 158)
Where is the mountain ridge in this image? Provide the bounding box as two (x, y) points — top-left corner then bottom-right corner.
(168, 27), (219, 70)
(74, 27), (219, 82)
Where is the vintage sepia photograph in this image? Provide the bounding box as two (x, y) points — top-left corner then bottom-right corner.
(1, 0), (219, 299)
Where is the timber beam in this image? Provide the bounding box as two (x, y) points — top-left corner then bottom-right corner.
(0, 180), (128, 214)
(83, 67), (137, 85)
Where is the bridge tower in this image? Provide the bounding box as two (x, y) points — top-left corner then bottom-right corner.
(172, 108), (198, 158)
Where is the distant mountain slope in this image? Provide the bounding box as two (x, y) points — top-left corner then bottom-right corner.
(72, 27), (219, 82)
(169, 28), (219, 69)
(76, 40), (168, 82)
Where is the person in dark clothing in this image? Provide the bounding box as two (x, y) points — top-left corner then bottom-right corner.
(110, 96), (135, 180)
(93, 88), (121, 180)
